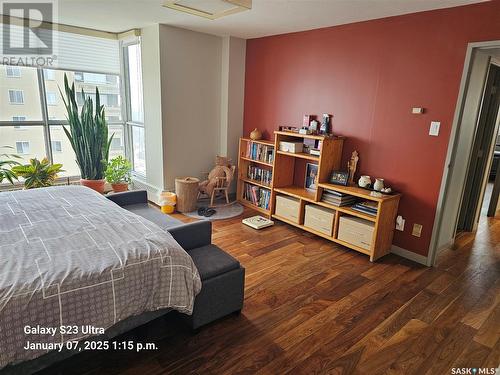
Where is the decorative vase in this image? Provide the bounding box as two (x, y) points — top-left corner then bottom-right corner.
(111, 183), (129, 192)
(250, 128), (262, 140)
(80, 179), (105, 194)
(358, 175), (371, 188)
(373, 178), (385, 192)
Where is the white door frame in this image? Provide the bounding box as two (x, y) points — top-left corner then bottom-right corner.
(427, 40), (500, 266)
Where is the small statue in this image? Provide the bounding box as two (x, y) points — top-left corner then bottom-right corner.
(347, 150), (359, 185)
(320, 114), (331, 135)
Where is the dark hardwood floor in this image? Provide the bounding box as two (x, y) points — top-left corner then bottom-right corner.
(42, 207), (500, 374)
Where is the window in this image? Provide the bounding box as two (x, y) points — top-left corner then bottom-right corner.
(1, 65), (126, 181)
(6, 66), (21, 77)
(47, 71), (122, 121)
(124, 42), (145, 176)
(51, 140), (62, 153)
(132, 126), (145, 174)
(46, 92), (57, 105)
(126, 44), (144, 123)
(110, 137), (122, 151)
(43, 69), (55, 80)
(8, 90), (24, 104)
(16, 141), (30, 154)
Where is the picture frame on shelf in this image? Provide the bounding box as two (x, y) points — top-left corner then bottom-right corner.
(329, 170), (349, 186)
(305, 163), (319, 191)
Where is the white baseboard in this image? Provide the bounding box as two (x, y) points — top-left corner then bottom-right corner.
(391, 245), (429, 266)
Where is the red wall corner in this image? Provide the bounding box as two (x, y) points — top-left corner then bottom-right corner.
(243, 1), (500, 256)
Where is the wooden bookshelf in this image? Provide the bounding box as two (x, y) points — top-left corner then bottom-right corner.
(237, 132), (401, 261)
(237, 138), (275, 215)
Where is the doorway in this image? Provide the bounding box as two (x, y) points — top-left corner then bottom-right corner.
(456, 63), (500, 231)
(428, 41), (500, 267)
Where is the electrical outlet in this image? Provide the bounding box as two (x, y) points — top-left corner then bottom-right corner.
(412, 224), (423, 237)
(396, 215), (405, 231)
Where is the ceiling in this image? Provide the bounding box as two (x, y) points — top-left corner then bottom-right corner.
(56, 0), (487, 39)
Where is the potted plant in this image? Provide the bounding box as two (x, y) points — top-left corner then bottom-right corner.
(60, 74), (113, 193)
(0, 146), (20, 184)
(11, 158), (63, 189)
(105, 156), (132, 192)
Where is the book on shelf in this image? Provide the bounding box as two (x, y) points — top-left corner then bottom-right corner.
(247, 165), (272, 185)
(351, 201), (378, 216)
(321, 189), (356, 206)
(245, 141), (274, 164)
(243, 182), (271, 210)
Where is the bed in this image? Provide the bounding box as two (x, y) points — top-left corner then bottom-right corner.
(0, 186), (201, 370)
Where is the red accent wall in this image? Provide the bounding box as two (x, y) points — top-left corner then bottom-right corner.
(243, 1), (500, 256)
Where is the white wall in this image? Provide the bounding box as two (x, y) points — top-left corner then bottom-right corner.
(137, 25), (246, 200)
(159, 25), (222, 190)
(220, 36), (246, 191)
(140, 24), (165, 199)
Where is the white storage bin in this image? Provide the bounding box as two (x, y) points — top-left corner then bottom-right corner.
(338, 216), (375, 250)
(275, 195), (300, 223)
(304, 204), (335, 236)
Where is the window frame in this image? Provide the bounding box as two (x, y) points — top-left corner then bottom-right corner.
(122, 39), (146, 179)
(8, 89), (24, 104)
(15, 141), (30, 154)
(1, 65), (130, 183)
(6, 66), (21, 78)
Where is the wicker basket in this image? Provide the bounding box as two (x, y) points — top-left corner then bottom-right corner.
(175, 177), (200, 213)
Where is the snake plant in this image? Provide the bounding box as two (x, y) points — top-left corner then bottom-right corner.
(60, 74), (113, 180)
(11, 158), (63, 189)
(0, 146), (21, 184)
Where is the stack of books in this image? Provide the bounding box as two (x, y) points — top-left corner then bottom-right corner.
(321, 189), (357, 206)
(351, 201), (378, 216)
(247, 165), (272, 185)
(245, 142), (274, 164)
(243, 183), (271, 210)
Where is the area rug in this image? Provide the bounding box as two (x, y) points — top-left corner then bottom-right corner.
(183, 200), (244, 221)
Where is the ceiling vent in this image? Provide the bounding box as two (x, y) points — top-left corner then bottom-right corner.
(163, 0), (251, 20)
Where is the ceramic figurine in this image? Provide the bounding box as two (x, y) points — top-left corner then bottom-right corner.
(358, 175), (371, 188)
(373, 178), (385, 191)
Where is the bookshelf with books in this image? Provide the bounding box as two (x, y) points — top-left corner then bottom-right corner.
(237, 138), (275, 215)
(237, 133), (402, 261)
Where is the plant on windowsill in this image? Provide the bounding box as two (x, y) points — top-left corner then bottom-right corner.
(60, 74), (114, 193)
(11, 158), (63, 189)
(105, 156), (132, 192)
(0, 146), (21, 184)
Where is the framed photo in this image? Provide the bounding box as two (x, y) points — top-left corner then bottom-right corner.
(305, 163), (319, 191)
(329, 170), (349, 186)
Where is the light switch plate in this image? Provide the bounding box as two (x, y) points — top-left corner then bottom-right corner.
(429, 121), (440, 136)
(412, 224), (423, 237)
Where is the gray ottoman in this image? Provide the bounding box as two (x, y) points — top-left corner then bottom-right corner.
(107, 190), (245, 330)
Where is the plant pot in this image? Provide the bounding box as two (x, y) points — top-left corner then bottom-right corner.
(80, 179), (105, 194)
(111, 182), (129, 192)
